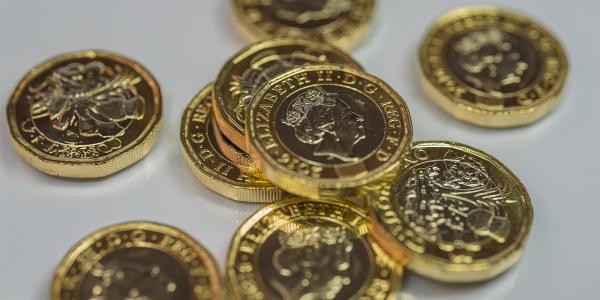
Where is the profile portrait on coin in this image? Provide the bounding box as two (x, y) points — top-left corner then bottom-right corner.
(268, 222), (362, 299)
(396, 150), (510, 253)
(450, 28), (537, 95)
(79, 248), (191, 300)
(229, 50), (322, 123)
(27, 61), (145, 143)
(281, 87), (366, 162)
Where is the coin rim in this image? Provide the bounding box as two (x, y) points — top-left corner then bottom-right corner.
(226, 197), (401, 300)
(180, 83), (282, 203)
(230, 0), (376, 50)
(213, 37), (363, 152)
(51, 220), (223, 300)
(5, 49), (163, 178)
(418, 5), (569, 127)
(368, 140), (534, 282)
(245, 64), (413, 196)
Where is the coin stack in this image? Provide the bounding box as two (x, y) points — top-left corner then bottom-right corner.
(178, 3), (561, 299)
(4, 2), (567, 300)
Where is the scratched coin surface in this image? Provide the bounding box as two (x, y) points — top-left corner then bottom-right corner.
(231, 0), (375, 50)
(181, 84), (281, 203)
(52, 221), (222, 300)
(227, 197), (400, 300)
(368, 141), (533, 282)
(419, 6), (568, 127)
(6, 50), (162, 178)
(246, 64), (412, 200)
(213, 37), (362, 151)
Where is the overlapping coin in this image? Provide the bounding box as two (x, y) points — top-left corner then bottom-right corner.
(246, 64), (412, 200)
(213, 37), (362, 151)
(368, 141), (533, 282)
(419, 6), (568, 127)
(6, 50), (162, 178)
(52, 221), (222, 300)
(227, 197), (401, 299)
(231, 0), (375, 50)
(180, 84), (282, 203)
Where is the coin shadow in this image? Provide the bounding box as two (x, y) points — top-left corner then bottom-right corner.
(169, 139), (263, 224)
(0, 120), (163, 199)
(399, 265), (519, 300)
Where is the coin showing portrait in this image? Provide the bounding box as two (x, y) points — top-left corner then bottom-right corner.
(276, 86), (383, 164)
(256, 221), (371, 300)
(228, 49), (327, 124)
(393, 150), (511, 254)
(77, 247), (192, 300)
(445, 28), (541, 96)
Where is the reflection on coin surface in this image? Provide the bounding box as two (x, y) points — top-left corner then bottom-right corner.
(368, 141), (533, 282)
(213, 38), (362, 151)
(52, 221), (222, 300)
(6, 50), (162, 178)
(210, 116), (258, 175)
(419, 6), (568, 127)
(227, 197), (400, 300)
(231, 0), (375, 50)
(181, 84), (282, 203)
(246, 64), (412, 200)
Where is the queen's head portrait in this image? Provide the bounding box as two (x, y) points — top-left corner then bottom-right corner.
(452, 28), (532, 95)
(282, 87), (365, 162)
(268, 223), (356, 300)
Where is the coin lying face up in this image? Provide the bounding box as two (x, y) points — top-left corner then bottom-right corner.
(213, 37), (362, 152)
(180, 84), (282, 203)
(368, 141), (533, 282)
(6, 50), (162, 178)
(52, 221), (222, 300)
(419, 6), (568, 127)
(227, 197), (401, 299)
(246, 64), (412, 200)
(231, 0), (375, 50)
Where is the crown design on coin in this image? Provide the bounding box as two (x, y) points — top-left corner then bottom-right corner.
(282, 87), (331, 126)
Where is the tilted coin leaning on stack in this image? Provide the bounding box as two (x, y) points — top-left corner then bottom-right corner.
(3, 1), (562, 299)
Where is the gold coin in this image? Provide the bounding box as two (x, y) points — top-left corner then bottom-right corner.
(246, 64), (412, 200)
(210, 116), (260, 177)
(213, 37), (362, 152)
(227, 197), (401, 299)
(180, 84), (282, 203)
(368, 141), (533, 282)
(52, 221), (222, 300)
(419, 6), (568, 127)
(6, 50), (162, 178)
(231, 0), (375, 50)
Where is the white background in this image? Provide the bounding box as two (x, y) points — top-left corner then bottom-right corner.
(0, 1), (597, 299)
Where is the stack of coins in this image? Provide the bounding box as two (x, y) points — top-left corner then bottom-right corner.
(4, 2), (567, 299)
(179, 3), (554, 299)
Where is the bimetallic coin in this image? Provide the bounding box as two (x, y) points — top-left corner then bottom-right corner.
(52, 221), (222, 300)
(231, 0), (375, 50)
(213, 37), (362, 151)
(246, 65), (412, 200)
(419, 6), (568, 127)
(368, 141), (533, 282)
(227, 197), (401, 300)
(181, 84), (282, 203)
(6, 50), (162, 178)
